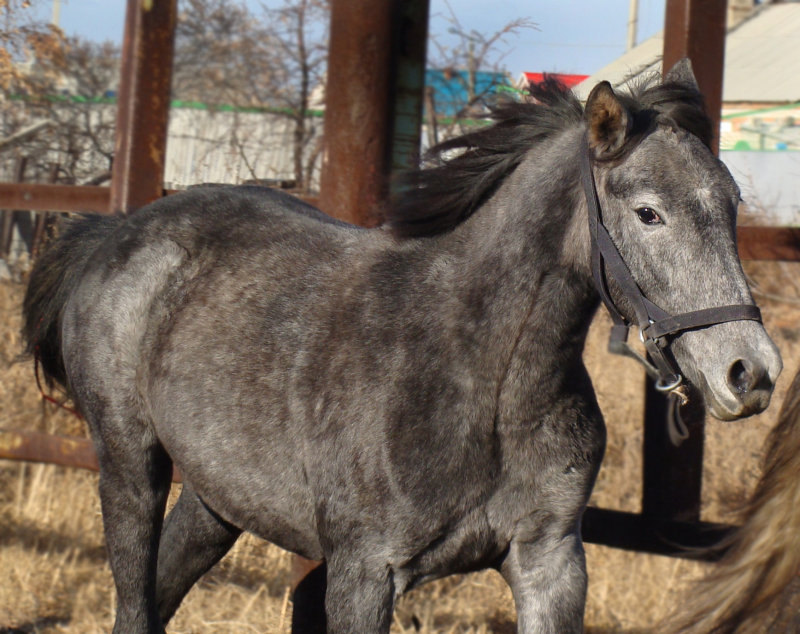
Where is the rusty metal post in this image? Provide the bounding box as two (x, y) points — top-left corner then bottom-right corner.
(318, 0), (429, 226)
(0, 157), (26, 258)
(662, 0), (727, 154)
(0, 429), (183, 482)
(390, 0), (430, 176)
(0, 429), (99, 472)
(0, 183), (111, 214)
(641, 0), (728, 526)
(110, 0), (177, 215)
(318, 0), (394, 226)
(30, 164), (59, 257)
(294, 0), (429, 610)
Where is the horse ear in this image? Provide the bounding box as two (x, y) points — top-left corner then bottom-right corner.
(664, 57), (700, 91)
(585, 81), (632, 158)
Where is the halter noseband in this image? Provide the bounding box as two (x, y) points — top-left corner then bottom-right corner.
(579, 137), (762, 441)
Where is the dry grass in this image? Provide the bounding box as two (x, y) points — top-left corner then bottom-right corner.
(1, 259), (799, 632)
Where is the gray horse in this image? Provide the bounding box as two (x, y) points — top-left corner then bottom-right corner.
(22, 61), (781, 633)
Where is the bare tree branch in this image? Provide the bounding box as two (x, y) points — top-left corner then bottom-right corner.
(0, 118), (53, 151)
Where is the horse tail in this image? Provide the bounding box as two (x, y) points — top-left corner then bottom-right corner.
(665, 366), (800, 633)
(22, 214), (124, 391)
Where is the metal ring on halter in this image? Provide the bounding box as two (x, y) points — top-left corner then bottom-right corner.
(639, 319), (655, 344)
(655, 374), (683, 393)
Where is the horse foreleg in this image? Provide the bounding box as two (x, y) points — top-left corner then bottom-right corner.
(322, 554), (395, 634)
(93, 430), (172, 634)
(500, 532), (587, 634)
(155, 484), (242, 623)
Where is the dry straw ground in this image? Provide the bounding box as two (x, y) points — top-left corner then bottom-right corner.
(1, 258), (799, 633)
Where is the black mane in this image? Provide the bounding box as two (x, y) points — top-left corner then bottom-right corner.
(387, 75), (712, 238)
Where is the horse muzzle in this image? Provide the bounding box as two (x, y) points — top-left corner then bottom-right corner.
(691, 330), (783, 421)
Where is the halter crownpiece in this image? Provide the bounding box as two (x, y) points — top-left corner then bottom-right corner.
(579, 136), (762, 443)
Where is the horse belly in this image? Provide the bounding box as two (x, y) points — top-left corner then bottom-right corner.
(145, 294), (325, 558)
(184, 455), (323, 560)
(152, 392), (323, 558)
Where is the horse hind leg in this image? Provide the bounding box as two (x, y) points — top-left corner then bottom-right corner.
(88, 411), (173, 634)
(155, 484), (242, 624)
(157, 488), (330, 633)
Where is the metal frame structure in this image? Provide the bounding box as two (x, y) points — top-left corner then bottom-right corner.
(2, 0), (800, 564)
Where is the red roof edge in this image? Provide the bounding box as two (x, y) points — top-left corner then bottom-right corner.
(523, 72), (589, 88)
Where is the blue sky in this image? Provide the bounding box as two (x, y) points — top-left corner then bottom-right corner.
(33, 0), (667, 77)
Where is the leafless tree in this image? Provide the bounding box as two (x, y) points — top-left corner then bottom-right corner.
(173, 0), (267, 106)
(0, 0), (64, 92)
(259, 0), (329, 192)
(173, 0), (329, 192)
(3, 0), (533, 193)
(1, 36), (118, 186)
(426, 0), (537, 140)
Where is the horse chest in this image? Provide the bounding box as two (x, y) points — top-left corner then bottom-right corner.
(389, 450), (595, 590)
(391, 510), (506, 592)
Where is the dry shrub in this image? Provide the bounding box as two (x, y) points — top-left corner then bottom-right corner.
(1, 257), (799, 632)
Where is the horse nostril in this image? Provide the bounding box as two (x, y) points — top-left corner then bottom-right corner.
(727, 359), (764, 395)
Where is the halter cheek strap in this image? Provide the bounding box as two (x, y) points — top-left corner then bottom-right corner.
(580, 139), (762, 443)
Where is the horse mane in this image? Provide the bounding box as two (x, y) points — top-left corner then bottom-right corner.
(387, 74), (712, 238)
(622, 73), (713, 150)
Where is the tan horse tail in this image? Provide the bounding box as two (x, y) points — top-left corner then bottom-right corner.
(665, 367), (800, 633)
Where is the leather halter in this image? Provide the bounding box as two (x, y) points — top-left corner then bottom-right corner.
(579, 137), (762, 439)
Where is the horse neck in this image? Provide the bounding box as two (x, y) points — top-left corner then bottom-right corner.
(440, 126), (598, 390)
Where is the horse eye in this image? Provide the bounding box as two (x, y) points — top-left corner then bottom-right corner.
(635, 207), (662, 225)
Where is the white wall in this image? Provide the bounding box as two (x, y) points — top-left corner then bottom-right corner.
(722, 151), (800, 225)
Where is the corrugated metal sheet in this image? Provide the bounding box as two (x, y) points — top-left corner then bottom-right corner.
(164, 108), (322, 189)
(723, 151), (800, 223)
(574, 2), (800, 103)
(723, 3), (800, 102)
(0, 101), (319, 189)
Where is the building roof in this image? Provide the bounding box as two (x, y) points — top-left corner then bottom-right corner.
(574, 1), (800, 103)
(519, 72), (588, 89)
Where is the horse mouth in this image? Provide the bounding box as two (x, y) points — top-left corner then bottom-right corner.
(695, 370), (774, 422)
(707, 398), (751, 422)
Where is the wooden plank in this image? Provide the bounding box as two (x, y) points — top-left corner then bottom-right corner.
(0, 427), (736, 560)
(0, 429), (99, 472)
(0, 188), (798, 264)
(642, 383), (706, 523)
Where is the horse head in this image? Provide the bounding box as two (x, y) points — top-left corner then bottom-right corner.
(584, 60), (781, 421)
